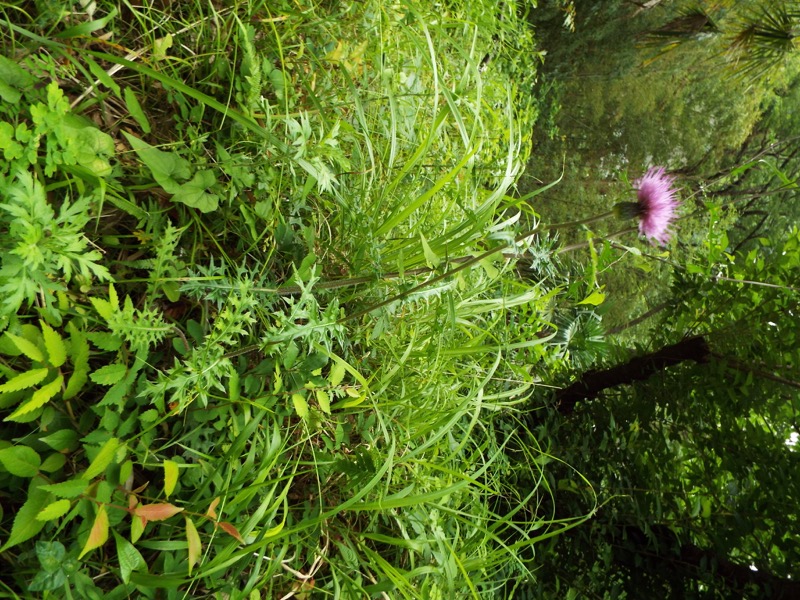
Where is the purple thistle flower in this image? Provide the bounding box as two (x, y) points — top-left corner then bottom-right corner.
(614, 167), (680, 245)
(632, 166), (680, 245)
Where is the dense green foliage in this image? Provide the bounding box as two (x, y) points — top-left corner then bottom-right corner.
(0, 1), (563, 597)
(1, 1), (798, 599)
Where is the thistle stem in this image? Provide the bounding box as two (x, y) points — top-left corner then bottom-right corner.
(271, 212), (621, 299)
(338, 217), (605, 323)
(545, 210), (618, 231)
(333, 211), (626, 318)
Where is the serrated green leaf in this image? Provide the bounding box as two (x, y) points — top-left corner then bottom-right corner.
(0, 367), (50, 393)
(120, 460), (133, 485)
(4, 332), (44, 362)
(40, 320), (67, 368)
(78, 504), (109, 559)
(90, 363), (127, 385)
(83, 437), (121, 480)
(329, 361), (346, 387)
(163, 460), (178, 498)
(5, 375), (64, 422)
(0, 445), (41, 477)
(316, 389), (331, 414)
(85, 331), (123, 352)
(0, 390), (28, 410)
(0, 389), (25, 409)
(283, 342), (299, 369)
(90, 297), (114, 322)
(113, 530), (147, 583)
(0, 477), (49, 551)
(40, 429), (79, 452)
(139, 408), (159, 423)
(40, 478), (88, 498)
(108, 282), (119, 309)
(64, 323), (89, 400)
(99, 379), (133, 406)
(0, 330), (21, 355)
(6, 404), (44, 423)
(36, 499), (71, 521)
(291, 393), (309, 419)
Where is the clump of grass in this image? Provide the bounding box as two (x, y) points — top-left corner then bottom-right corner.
(0, 1), (586, 597)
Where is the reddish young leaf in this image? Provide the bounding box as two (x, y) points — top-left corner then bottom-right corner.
(218, 521), (244, 544)
(131, 481), (149, 495)
(206, 496), (220, 520)
(133, 502), (183, 526)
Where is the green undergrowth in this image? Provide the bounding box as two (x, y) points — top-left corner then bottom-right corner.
(0, 1), (592, 597)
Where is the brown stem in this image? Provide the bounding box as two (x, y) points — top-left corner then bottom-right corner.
(555, 336), (711, 414)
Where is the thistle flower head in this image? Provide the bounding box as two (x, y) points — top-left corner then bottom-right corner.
(613, 167), (680, 244)
(631, 166), (680, 245)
